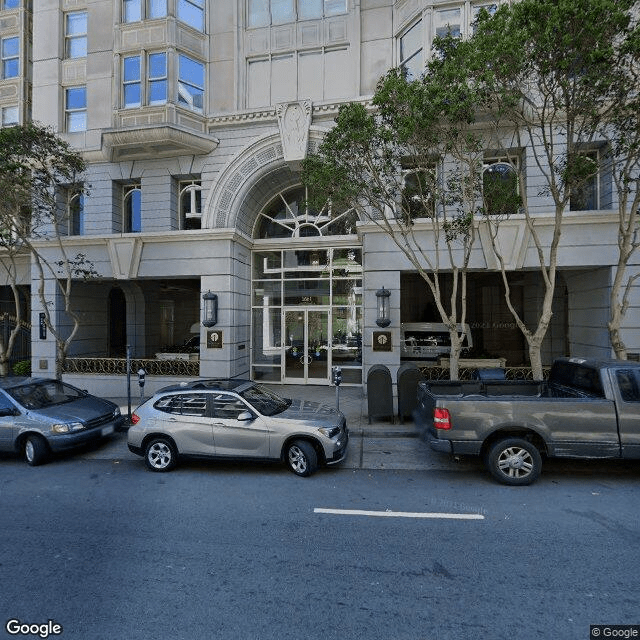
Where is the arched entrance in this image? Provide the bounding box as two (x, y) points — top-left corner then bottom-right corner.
(108, 287), (127, 357)
(251, 185), (363, 385)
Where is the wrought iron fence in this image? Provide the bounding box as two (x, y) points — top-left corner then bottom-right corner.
(1, 313), (31, 372)
(418, 366), (551, 381)
(63, 357), (200, 377)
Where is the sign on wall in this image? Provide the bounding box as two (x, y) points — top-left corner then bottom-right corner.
(372, 331), (392, 352)
(207, 330), (223, 349)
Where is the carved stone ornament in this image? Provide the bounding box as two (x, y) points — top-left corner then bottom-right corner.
(276, 100), (312, 167)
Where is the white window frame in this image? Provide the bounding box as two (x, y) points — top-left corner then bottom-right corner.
(1, 36), (19, 79)
(122, 52), (167, 109)
(123, 0), (167, 23)
(67, 190), (84, 236)
(177, 0), (204, 31)
(177, 54), (204, 112)
(399, 19), (423, 80)
(65, 86), (87, 132)
(123, 182), (142, 233)
(65, 11), (87, 59)
(482, 156), (521, 216)
(247, 0), (347, 28)
(1, 105), (18, 126)
(569, 148), (603, 212)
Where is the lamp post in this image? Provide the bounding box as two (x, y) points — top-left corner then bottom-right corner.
(375, 287), (391, 328)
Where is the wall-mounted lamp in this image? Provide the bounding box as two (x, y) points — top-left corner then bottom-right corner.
(202, 291), (218, 327)
(375, 286), (391, 328)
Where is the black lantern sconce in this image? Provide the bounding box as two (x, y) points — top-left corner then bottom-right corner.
(202, 291), (218, 327)
(375, 286), (391, 328)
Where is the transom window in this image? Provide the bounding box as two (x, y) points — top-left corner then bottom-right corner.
(248, 0), (347, 28)
(253, 186), (359, 239)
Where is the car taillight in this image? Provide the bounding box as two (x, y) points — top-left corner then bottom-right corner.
(433, 407), (451, 430)
(131, 413), (140, 424)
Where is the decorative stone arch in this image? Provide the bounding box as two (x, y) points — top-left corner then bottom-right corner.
(204, 128), (328, 235)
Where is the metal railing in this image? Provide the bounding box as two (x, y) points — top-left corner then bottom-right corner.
(418, 366), (551, 381)
(63, 357), (200, 377)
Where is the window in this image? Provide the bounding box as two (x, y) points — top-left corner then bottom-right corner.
(178, 55), (204, 112)
(616, 370), (640, 402)
(123, 0), (167, 22)
(123, 56), (141, 107)
(402, 167), (436, 219)
(123, 53), (167, 108)
(248, 0), (347, 28)
(179, 180), (202, 230)
(123, 183), (141, 233)
(65, 12), (87, 59)
(399, 20), (423, 80)
(177, 0), (204, 31)
(253, 186), (359, 239)
(65, 86), (87, 132)
(67, 191), (84, 236)
(569, 149), (605, 212)
(211, 396), (248, 420)
(2, 0), (19, 9)
(1, 36), (19, 78)
(483, 159), (521, 216)
(434, 8), (462, 39)
(154, 393), (208, 416)
(148, 52), (167, 104)
(1, 105), (18, 126)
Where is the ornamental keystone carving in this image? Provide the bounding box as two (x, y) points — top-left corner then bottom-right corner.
(276, 100), (312, 168)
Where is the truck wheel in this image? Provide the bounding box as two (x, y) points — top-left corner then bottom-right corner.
(486, 437), (542, 486)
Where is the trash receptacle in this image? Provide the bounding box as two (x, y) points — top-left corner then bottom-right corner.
(397, 362), (424, 423)
(366, 364), (394, 424)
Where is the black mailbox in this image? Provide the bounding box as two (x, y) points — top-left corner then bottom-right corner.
(397, 362), (424, 424)
(366, 364), (394, 424)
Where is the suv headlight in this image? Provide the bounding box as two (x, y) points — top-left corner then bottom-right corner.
(52, 422), (84, 434)
(318, 426), (340, 439)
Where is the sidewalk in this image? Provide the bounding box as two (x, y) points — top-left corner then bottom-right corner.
(82, 385), (478, 473)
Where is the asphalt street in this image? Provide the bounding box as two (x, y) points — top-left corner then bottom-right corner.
(1, 456), (639, 640)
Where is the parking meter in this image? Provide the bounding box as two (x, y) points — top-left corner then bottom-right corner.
(332, 366), (342, 410)
(137, 368), (146, 402)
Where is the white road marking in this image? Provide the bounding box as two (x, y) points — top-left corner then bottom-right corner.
(314, 508), (484, 520)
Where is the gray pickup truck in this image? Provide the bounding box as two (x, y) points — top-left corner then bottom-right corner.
(414, 358), (640, 485)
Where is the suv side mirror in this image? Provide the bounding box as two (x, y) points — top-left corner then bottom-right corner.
(237, 411), (254, 422)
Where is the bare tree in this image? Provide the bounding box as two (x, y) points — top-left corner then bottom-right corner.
(0, 124), (97, 378)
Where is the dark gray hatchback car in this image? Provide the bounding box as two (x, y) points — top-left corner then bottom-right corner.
(0, 378), (125, 466)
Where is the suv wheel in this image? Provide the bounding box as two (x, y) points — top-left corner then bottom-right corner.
(286, 440), (318, 477)
(144, 437), (177, 472)
(485, 437), (542, 486)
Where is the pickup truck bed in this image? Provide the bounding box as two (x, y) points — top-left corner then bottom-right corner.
(414, 358), (640, 485)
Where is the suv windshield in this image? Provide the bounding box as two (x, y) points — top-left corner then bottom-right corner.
(7, 381), (85, 410)
(239, 384), (291, 416)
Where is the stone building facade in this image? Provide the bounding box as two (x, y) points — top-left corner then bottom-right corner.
(1, 0), (638, 393)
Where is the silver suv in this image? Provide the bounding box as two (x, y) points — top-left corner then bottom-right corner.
(127, 379), (349, 477)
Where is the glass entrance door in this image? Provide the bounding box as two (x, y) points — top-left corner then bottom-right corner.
(284, 309), (329, 383)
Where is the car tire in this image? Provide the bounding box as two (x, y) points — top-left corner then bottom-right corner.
(144, 437), (177, 472)
(286, 440), (318, 477)
(485, 437), (542, 486)
(24, 434), (49, 467)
